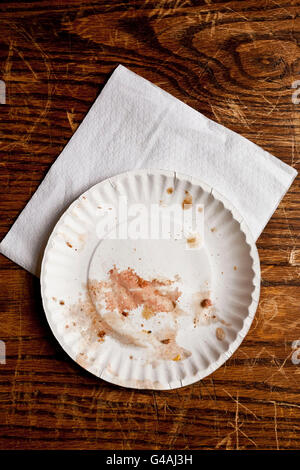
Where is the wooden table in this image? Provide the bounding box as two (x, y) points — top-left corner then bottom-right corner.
(0, 0), (299, 451)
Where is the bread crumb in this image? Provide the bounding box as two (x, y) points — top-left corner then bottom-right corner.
(216, 327), (225, 341)
(187, 235), (200, 248)
(172, 354), (181, 361)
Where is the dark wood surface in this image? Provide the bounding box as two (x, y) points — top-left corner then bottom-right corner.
(0, 0), (300, 450)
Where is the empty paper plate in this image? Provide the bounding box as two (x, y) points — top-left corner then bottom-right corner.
(40, 169), (260, 389)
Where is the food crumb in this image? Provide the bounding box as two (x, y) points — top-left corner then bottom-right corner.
(198, 207), (203, 212)
(161, 339), (170, 344)
(121, 311), (128, 317)
(52, 297), (57, 302)
(65, 325), (69, 328)
(187, 235), (200, 248)
(66, 242), (72, 248)
(234, 266), (237, 271)
(172, 354), (181, 361)
(142, 305), (154, 319)
(216, 327), (225, 341)
(59, 300), (65, 305)
(201, 298), (212, 308)
(210, 227), (216, 233)
(97, 330), (106, 340)
(167, 187), (174, 194)
(182, 191), (192, 210)
(129, 355), (133, 360)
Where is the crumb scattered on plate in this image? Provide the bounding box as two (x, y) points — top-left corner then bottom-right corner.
(216, 327), (225, 341)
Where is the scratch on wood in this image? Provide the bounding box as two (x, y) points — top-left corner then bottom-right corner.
(223, 389), (259, 420)
(271, 401), (279, 450)
(67, 110), (77, 132)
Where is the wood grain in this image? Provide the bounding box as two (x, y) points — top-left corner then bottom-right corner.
(0, 0), (299, 450)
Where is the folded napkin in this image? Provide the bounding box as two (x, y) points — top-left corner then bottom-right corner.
(0, 65), (297, 276)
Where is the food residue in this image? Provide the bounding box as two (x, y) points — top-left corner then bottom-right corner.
(172, 354), (181, 361)
(216, 327), (225, 341)
(182, 191), (192, 209)
(187, 235), (200, 248)
(167, 187), (174, 194)
(201, 298), (212, 308)
(97, 330), (106, 341)
(161, 339), (171, 344)
(88, 266), (181, 318)
(67, 268), (195, 367)
(142, 305), (155, 319)
(193, 292), (216, 326)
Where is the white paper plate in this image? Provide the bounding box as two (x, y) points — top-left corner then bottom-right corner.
(40, 169), (260, 390)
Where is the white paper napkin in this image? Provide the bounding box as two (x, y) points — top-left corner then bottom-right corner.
(0, 65), (297, 276)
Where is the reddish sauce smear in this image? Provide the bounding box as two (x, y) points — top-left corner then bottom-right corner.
(89, 266), (181, 317)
